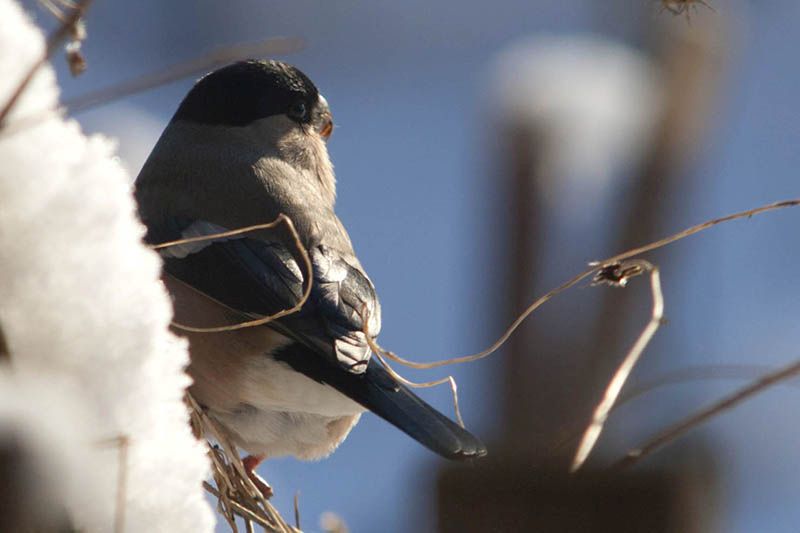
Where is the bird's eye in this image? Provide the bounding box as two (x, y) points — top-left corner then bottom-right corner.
(288, 101), (308, 121)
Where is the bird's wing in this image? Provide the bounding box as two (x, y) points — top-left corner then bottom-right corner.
(148, 217), (381, 372)
(149, 217), (486, 460)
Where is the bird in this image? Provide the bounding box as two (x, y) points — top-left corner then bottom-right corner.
(134, 59), (486, 495)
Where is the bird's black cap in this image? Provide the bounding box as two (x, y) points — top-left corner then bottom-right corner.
(173, 60), (320, 127)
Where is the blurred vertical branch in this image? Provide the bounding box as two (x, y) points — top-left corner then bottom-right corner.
(502, 122), (547, 447)
(588, 15), (725, 383)
(0, 324), (8, 360)
(494, 13), (729, 459)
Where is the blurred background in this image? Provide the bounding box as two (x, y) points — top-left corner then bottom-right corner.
(27, 0), (800, 530)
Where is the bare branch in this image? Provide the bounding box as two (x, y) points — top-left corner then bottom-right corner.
(360, 306), (465, 427)
(380, 198), (800, 371)
(571, 262), (663, 472)
(0, 0), (91, 127)
(600, 198), (800, 265)
(152, 215), (313, 333)
(617, 364), (783, 407)
(64, 37), (304, 114)
(612, 358), (800, 470)
(188, 394), (296, 532)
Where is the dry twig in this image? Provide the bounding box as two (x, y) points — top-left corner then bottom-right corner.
(293, 492), (301, 531)
(0, 0), (91, 127)
(365, 199), (800, 454)
(152, 214), (312, 333)
(380, 198), (800, 372)
(0, 37), (302, 139)
(95, 435), (130, 533)
(63, 37), (303, 114)
(659, 0), (715, 23)
(187, 394), (297, 533)
(612, 359), (800, 470)
(157, 198), (800, 518)
(617, 364), (785, 407)
(570, 261), (663, 472)
(548, 363), (796, 459)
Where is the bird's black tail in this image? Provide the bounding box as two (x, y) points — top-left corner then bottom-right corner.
(274, 344), (487, 460)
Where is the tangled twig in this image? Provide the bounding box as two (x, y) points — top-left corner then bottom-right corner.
(187, 394), (297, 533)
(377, 198), (800, 372)
(361, 199), (800, 454)
(159, 199), (800, 503)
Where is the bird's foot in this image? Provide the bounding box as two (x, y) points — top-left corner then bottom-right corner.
(242, 454), (273, 499)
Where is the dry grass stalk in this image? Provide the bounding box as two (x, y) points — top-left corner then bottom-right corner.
(617, 364), (784, 407)
(570, 261), (663, 472)
(113, 436), (129, 533)
(94, 435), (131, 533)
(0, 37), (303, 139)
(63, 37), (303, 114)
(659, 0), (715, 22)
(361, 199), (800, 375)
(361, 316), (466, 426)
(152, 214), (312, 333)
(361, 198), (800, 462)
(187, 394), (298, 533)
(159, 198), (800, 488)
(0, 0), (92, 127)
(613, 358), (800, 470)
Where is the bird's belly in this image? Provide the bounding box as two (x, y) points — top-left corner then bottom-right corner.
(212, 408), (361, 460)
(166, 274), (364, 416)
(165, 275), (365, 458)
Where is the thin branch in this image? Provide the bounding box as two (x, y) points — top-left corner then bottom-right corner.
(570, 262), (664, 472)
(378, 198), (800, 371)
(0, 37), (303, 139)
(113, 436), (129, 533)
(202, 483), (272, 529)
(94, 435), (130, 533)
(612, 358), (800, 470)
(64, 37), (303, 114)
(187, 394), (295, 533)
(599, 199), (800, 266)
(375, 350), (465, 428)
(361, 307), (465, 427)
(660, 0), (716, 22)
(617, 364), (782, 407)
(293, 492), (301, 531)
(547, 364), (794, 465)
(351, 198), (800, 448)
(374, 268), (596, 370)
(152, 215), (312, 333)
(0, 0), (91, 127)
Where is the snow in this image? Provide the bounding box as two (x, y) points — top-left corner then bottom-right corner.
(0, 1), (214, 531)
(490, 35), (664, 218)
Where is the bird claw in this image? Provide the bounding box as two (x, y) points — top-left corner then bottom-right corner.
(242, 454), (273, 499)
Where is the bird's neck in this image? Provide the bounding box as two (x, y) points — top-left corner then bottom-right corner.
(276, 129), (337, 207)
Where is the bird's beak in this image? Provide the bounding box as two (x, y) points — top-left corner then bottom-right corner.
(316, 94), (334, 140)
(319, 114), (333, 140)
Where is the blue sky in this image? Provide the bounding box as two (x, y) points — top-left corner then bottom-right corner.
(40, 0), (800, 530)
